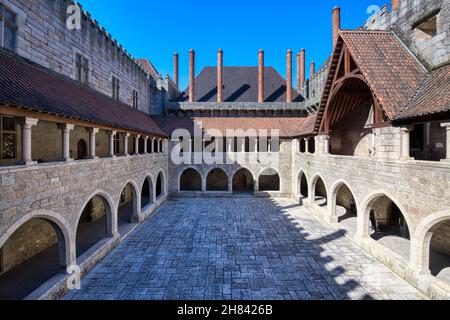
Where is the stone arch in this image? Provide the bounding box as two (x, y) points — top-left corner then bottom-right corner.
(257, 167), (281, 191)
(297, 170), (309, 198)
(156, 171), (166, 199)
(232, 167), (254, 193)
(117, 179), (141, 228)
(179, 167), (203, 192)
(0, 210), (72, 299)
(206, 168), (229, 191)
(309, 173), (328, 208)
(413, 209), (450, 281)
(141, 174), (154, 209)
(359, 190), (412, 260)
(75, 190), (116, 259)
(328, 179), (358, 230)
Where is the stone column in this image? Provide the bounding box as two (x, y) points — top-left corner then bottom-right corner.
(134, 135), (140, 155)
(304, 138), (309, 153)
(441, 123), (450, 162)
(59, 124), (74, 161)
(19, 117), (39, 165)
(123, 133), (130, 156)
(149, 137), (154, 154)
(400, 126), (413, 160)
(323, 135), (330, 155)
(87, 128), (99, 159)
(143, 136), (148, 154)
(108, 131), (116, 157)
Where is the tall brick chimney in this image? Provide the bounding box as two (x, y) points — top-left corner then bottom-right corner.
(286, 50), (293, 103)
(173, 52), (179, 91)
(258, 49), (264, 103)
(297, 49), (305, 89)
(332, 6), (341, 49)
(310, 61), (315, 77)
(391, 0), (401, 11)
(217, 49), (223, 103)
(189, 49), (195, 102)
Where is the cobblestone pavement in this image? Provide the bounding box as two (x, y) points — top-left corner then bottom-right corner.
(64, 198), (426, 300)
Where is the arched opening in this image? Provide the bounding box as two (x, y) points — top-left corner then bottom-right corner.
(118, 183), (138, 232)
(307, 137), (315, 154)
(427, 220), (450, 284)
(0, 218), (66, 299)
(156, 172), (164, 199)
(258, 168), (280, 191)
(327, 77), (376, 157)
(76, 195), (111, 258)
(141, 177), (153, 209)
(206, 168), (228, 191)
(367, 195), (410, 260)
(232, 168), (254, 193)
(334, 183), (357, 235)
(312, 177), (327, 207)
(180, 168), (202, 191)
(298, 172), (308, 198)
(76, 139), (88, 160)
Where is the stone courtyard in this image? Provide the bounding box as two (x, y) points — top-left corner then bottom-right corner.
(64, 198), (426, 300)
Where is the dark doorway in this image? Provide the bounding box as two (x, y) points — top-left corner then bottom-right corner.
(258, 168), (280, 191)
(76, 139), (88, 160)
(206, 168), (228, 191)
(180, 169), (202, 191)
(232, 168), (254, 193)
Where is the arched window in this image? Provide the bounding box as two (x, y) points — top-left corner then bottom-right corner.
(141, 177), (153, 209)
(156, 172), (164, 198)
(232, 168), (254, 193)
(258, 168), (280, 191)
(206, 169), (228, 191)
(180, 168), (202, 191)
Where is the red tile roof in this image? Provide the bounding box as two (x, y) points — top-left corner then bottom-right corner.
(397, 64), (450, 121)
(340, 30), (428, 120)
(154, 117), (312, 138)
(0, 50), (167, 137)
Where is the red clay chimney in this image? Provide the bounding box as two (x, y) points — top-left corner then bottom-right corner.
(189, 49), (195, 102)
(217, 49), (223, 103)
(298, 49), (305, 89)
(310, 61), (316, 77)
(286, 50), (293, 103)
(258, 49), (264, 103)
(391, 0), (401, 11)
(332, 6), (341, 49)
(174, 52), (179, 91)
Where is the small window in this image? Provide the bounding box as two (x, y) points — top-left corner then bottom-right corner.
(0, 115), (17, 161)
(113, 133), (120, 154)
(75, 53), (89, 84)
(112, 76), (120, 100)
(413, 10), (439, 40)
(132, 90), (139, 109)
(0, 5), (18, 52)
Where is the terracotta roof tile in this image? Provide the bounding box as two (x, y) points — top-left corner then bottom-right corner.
(340, 30), (428, 119)
(397, 65), (450, 120)
(0, 50), (167, 137)
(154, 117), (309, 138)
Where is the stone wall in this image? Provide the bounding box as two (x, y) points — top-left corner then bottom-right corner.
(1, 0), (152, 113)
(363, 0), (449, 69)
(0, 218), (57, 274)
(168, 139), (294, 198)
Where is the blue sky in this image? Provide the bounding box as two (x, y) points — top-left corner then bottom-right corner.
(77, 0), (388, 89)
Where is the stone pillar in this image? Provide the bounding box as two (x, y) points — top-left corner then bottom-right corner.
(400, 126), (413, 160)
(323, 135), (330, 155)
(123, 133), (130, 156)
(149, 137), (154, 153)
(134, 135), (140, 155)
(304, 138), (309, 153)
(19, 117), (39, 165)
(441, 123), (450, 162)
(59, 123), (74, 161)
(87, 128), (99, 159)
(108, 131), (116, 157)
(143, 136), (148, 154)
